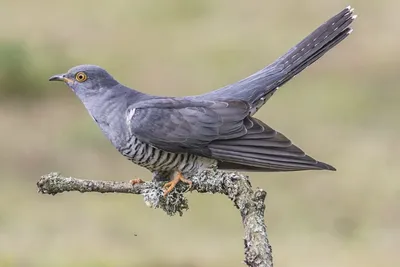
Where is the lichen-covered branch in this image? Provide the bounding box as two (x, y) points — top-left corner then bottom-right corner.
(37, 170), (273, 267)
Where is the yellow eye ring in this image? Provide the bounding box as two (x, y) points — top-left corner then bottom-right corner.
(75, 72), (87, 82)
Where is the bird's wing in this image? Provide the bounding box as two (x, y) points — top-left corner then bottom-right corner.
(126, 98), (335, 172)
(209, 118), (335, 171)
(126, 98), (250, 154)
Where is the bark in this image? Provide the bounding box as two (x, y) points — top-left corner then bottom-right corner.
(37, 170), (273, 267)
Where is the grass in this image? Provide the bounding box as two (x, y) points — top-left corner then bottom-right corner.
(0, 0), (399, 266)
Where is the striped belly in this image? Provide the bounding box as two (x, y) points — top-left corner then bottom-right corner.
(119, 135), (216, 174)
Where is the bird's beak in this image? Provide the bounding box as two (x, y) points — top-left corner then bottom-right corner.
(48, 74), (73, 83)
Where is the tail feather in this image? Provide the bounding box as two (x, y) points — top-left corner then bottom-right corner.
(199, 6), (356, 114)
(277, 32), (351, 83)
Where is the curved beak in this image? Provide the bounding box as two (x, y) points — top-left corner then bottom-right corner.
(49, 73), (73, 83)
(49, 74), (65, 82)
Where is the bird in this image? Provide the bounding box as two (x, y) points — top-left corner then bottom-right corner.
(49, 6), (356, 196)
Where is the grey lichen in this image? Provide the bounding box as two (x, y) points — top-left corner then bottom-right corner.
(37, 170), (273, 267)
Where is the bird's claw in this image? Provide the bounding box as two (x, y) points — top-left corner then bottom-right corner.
(163, 180), (178, 196)
(183, 181), (193, 193)
(130, 178), (145, 185)
(163, 172), (192, 197)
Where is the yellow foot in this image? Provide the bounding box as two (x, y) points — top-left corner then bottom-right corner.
(163, 172), (192, 196)
(130, 178), (145, 185)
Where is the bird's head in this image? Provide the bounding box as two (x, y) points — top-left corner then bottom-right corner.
(49, 65), (119, 99)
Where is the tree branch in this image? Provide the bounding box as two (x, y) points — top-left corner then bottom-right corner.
(37, 170), (273, 267)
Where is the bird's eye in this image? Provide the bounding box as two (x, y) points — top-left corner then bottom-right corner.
(75, 72), (87, 82)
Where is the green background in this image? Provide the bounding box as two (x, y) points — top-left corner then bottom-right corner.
(0, 0), (399, 266)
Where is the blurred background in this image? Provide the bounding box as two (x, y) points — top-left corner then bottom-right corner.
(0, 0), (399, 266)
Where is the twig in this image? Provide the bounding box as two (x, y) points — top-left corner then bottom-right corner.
(37, 170), (273, 267)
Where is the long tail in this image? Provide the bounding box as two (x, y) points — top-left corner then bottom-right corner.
(201, 6), (356, 114)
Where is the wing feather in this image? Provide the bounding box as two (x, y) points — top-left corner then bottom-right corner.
(127, 98), (335, 171)
(127, 98), (250, 153)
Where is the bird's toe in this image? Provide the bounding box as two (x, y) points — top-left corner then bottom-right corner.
(130, 178), (145, 185)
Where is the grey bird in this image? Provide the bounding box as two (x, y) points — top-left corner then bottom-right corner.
(49, 6), (356, 195)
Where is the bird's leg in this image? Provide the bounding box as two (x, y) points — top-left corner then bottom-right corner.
(163, 171), (192, 196)
(152, 171), (172, 182)
(130, 178), (145, 185)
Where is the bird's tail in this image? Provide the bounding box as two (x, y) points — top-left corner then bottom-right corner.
(266, 6), (356, 95)
(202, 6), (356, 113)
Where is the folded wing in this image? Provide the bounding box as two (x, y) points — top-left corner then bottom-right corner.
(127, 98), (335, 172)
